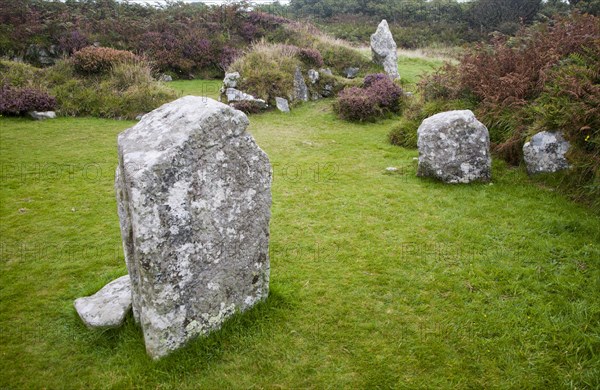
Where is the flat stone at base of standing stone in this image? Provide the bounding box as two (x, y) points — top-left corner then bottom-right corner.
(74, 275), (132, 329)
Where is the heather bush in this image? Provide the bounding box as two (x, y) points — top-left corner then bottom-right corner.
(334, 74), (403, 122)
(0, 85), (56, 115)
(333, 87), (382, 122)
(73, 46), (139, 74)
(230, 100), (266, 115)
(297, 48), (324, 68)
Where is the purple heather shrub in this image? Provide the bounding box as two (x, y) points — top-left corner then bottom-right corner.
(0, 85), (56, 115)
(297, 48), (324, 68)
(363, 73), (389, 88)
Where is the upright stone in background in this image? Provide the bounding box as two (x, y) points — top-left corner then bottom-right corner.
(293, 66), (309, 102)
(523, 131), (570, 174)
(371, 20), (400, 80)
(115, 96), (272, 359)
(417, 110), (492, 183)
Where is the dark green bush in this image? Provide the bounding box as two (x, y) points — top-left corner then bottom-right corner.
(388, 119), (419, 148)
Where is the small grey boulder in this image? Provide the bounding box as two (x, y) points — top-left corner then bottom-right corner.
(344, 67), (360, 79)
(417, 110), (491, 184)
(158, 74), (173, 82)
(225, 88), (267, 108)
(276, 97), (290, 113)
(223, 72), (240, 88)
(523, 131), (570, 174)
(307, 69), (319, 84)
(29, 111), (56, 120)
(74, 275), (131, 329)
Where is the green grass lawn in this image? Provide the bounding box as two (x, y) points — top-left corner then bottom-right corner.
(1, 74), (599, 388)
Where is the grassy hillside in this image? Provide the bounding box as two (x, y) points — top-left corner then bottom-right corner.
(1, 75), (599, 388)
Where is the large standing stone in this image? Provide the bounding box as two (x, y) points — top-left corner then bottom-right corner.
(371, 20), (400, 80)
(417, 110), (492, 183)
(523, 131), (570, 174)
(74, 275), (132, 329)
(293, 67), (309, 102)
(115, 96), (272, 359)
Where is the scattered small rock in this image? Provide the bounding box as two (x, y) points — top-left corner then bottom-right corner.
(386, 167), (398, 172)
(158, 74), (173, 82)
(225, 88), (267, 108)
(275, 97), (290, 113)
(74, 275), (132, 329)
(344, 67), (360, 79)
(307, 69), (319, 84)
(223, 72), (240, 88)
(29, 111), (56, 120)
(523, 131), (570, 174)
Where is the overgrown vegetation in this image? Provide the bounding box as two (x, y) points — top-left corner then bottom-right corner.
(288, 0), (599, 46)
(228, 32), (370, 106)
(0, 56), (176, 119)
(334, 74), (404, 122)
(0, 1), (294, 78)
(399, 13), (600, 209)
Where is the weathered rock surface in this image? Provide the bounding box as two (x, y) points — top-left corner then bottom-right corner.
(523, 131), (570, 174)
(25, 44), (59, 67)
(158, 74), (173, 82)
(29, 111), (56, 120)
(115, 96), (272, 359)
(223, 72), (240, 88)
(344, 67), (360, 79)
(74, 275), (132, 329)
(371, 20), (400, 79)
(307, 69), (319, 84)
(417, 110), (491, 183)
(275, 97), (290, 113)
(293, 67), (309, 102)
(225, 88), (267, 108)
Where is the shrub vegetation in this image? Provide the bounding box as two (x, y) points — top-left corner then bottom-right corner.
(0, 58), (176, 119)
(334, 74), (403, 122)
(0, 85), (56, 115)
(400, 13), (599, 208)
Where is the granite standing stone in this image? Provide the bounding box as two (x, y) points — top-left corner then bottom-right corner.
(293, 67), (309, 102)
(523, 131), (570, 174)
(115, 96), (272, 359)
(417, 110), (491, 183)
(371, 20), (400, 79)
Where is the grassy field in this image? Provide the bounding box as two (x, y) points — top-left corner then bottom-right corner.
(1, 63), (599, 388)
